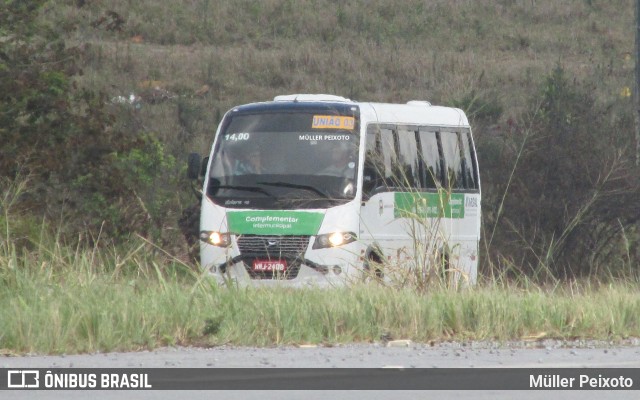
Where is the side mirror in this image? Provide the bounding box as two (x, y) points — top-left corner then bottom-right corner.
(187, 153), (202, 180)
(201, 156), (209, 177)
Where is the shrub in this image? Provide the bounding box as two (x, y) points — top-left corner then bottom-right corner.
(0, 1), (181, 244)
(483, 66), (640, 278)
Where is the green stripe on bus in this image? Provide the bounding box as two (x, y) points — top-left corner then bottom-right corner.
(394, 192), (465, 219)
(226, 211), (324, 235)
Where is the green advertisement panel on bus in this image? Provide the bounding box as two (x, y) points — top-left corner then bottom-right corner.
(394, 192), (465, 219)
(226, 210), (324, 235)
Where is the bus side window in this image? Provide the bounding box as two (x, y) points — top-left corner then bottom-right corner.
(363, 125), (400, 196)
(379, 127), (398, 189)
(396, 127), (421, 189)
(363, 125), (383, 196)
(459, 130), (478, 190)
(418, 129), (442, 189)
(440, 130), (464, 190)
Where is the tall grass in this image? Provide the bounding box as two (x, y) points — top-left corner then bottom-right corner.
(2, 239), (639, 355)
(2, 188), (639, 355)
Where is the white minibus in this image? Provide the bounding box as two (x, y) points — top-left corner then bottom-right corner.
(189, 94), (481, 286)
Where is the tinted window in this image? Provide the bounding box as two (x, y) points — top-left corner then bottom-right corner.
(459, 130), (478, 190)
(418, 129), (442, 189)
(440, 131), (464, 189)
(396, 127), (421, 188)
(379, 127), (398, 186)
(365, 124), (478, 194)
(364, 126), (380, 194)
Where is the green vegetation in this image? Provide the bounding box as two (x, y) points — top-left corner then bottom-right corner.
(1, 223), (639, 354)
(3, 0), (639, 274)
(1, 0), (640, 353)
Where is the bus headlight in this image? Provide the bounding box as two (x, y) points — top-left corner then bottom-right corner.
(200, 231), (232, 247)
(313, 232), (357, 249)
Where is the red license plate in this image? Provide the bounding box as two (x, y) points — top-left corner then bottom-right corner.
(252, 259), (287, 272)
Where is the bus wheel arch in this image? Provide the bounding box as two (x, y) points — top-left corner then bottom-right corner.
(363, 245), (385, 279)
(435, 246), (450, 278)
(435, 245), (464, 288)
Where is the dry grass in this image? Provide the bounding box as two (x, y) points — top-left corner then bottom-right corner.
(2, 172), (639, 354)
(41, 0), (634, 156)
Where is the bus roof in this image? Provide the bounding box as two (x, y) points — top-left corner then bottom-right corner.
(231, 94), (470, 128)
(364, 102), (469, 127)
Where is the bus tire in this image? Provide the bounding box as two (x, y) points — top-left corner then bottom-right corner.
(436, 249), (458, 288)
(363, 247), (384, 281)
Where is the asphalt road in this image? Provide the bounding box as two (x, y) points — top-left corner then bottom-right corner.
(2, 339), (639, 400)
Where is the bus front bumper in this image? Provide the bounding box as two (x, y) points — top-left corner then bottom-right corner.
(206, 258), (352, 287)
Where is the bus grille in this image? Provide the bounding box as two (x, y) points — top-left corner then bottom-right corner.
(236, 235), (309, 258)
(236, 235), (310, 280)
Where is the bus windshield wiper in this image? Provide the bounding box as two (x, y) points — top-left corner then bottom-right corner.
(213, 184), (274, 197)
(257, 181), (330, 198)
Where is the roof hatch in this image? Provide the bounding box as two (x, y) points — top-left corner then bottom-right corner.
(274, 94), (352, 102)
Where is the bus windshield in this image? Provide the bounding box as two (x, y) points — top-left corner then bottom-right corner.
(207, 110), (360, 209)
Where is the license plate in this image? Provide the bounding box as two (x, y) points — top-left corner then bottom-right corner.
(252, 259), (287, 272)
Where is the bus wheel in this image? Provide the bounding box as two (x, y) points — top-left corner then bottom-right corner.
(363, 250), (384, 282)
(437, 250), (458, 288)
